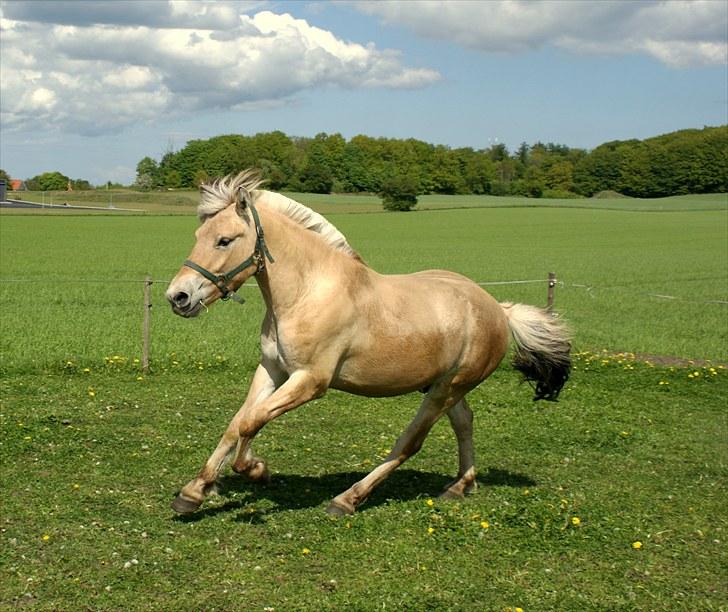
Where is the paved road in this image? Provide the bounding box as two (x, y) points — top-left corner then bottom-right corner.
(0, 199), (141, 212)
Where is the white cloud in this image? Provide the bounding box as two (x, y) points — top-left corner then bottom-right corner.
(0, 2), (440, 136)
(352, 0), (728, 68)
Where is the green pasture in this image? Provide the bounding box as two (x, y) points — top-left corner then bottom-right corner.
(0, 198), (726, 372)
(1, 199), (727, 609)
(5, 188), (726, 215)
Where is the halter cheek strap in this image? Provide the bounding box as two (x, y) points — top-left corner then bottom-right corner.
(182, 200), (274, 302)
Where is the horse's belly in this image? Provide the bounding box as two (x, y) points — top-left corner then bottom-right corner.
(331, 334), (465, 397)
(331, 363), (435, 397)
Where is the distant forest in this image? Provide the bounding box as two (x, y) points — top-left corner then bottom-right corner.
(134, 125), (726, 199)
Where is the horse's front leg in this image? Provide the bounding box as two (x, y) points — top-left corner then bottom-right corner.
(233, 368), (328, 460)
(172, 368), (327, 514)
(171, 364), (278, 514)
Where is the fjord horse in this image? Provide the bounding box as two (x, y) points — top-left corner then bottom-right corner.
(166, 170), (571, 515)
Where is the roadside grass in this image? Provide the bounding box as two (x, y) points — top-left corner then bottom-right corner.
(1, 354), (725, 610)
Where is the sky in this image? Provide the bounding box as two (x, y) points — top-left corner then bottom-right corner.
(1, 0), (726, 185)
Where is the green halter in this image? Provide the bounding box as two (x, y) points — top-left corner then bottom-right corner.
(183, 199), (274, 302)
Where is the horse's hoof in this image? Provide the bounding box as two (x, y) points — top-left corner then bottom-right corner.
(325, 500), (354, 516)
(171, 494), (202, 514)
(247, 462), (271, 484)
(439, 479), (477, 500)
(232, 461), (270, 484)
(438, 488), (465, 500)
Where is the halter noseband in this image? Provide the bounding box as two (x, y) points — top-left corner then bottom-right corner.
(182, 198), (274, 302)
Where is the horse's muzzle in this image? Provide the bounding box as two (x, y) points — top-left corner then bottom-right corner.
(166, 285), (205, 318)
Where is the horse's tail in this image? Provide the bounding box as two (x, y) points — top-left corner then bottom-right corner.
(500, 302), (572, 401)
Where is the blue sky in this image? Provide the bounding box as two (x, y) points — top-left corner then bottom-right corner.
(1, 0), (726, 185)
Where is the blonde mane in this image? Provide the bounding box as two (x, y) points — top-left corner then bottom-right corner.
(198, 170), (362, 261)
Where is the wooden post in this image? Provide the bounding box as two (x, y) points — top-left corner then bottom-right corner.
(547, 271), (556, 311)
(142, 275), (152, 374)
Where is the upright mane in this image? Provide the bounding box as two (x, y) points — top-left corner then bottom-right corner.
(198, 170), (362, 262)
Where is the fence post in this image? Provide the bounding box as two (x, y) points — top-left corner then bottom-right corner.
(142, 275), (152, 373)
(547, 271), (556, 311)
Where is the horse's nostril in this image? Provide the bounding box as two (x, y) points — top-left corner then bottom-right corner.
(173, 291), (190, 308)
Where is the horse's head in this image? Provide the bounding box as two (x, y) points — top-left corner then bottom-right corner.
(166, 182), (271, 317)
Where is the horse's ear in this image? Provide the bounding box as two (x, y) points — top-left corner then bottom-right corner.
(236, 187), (250, 215)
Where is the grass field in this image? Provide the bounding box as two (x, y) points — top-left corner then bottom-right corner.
(5, 188), (727, 214)
(1, 196), (726, 371)
(1, 196), (727, 609)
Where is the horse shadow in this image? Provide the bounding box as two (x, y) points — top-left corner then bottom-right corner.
(173, 467), (536, 523)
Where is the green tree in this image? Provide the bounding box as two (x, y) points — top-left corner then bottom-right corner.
(460, 151), (496, 194)
(429, 145), (465, 194)
(135, 156), (159, 190)
(297, 134), (336, 193)
(380, 173), (419, 211)
(162, 169), (182, 189)
(545, 161), (575, 192)
(299, 157), (333, 193)
(28, 171), (70, 191)
(71, 179), (92, 190)
(193, 169), (210, 188)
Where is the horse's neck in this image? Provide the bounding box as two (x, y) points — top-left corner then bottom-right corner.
(254, 206), (343, 312)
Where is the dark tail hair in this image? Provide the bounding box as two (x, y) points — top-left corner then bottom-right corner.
(500, 302), (572, 401)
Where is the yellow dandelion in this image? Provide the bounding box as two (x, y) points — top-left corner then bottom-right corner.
(42, 534), (50, 541)
(426, 498), (434, 507)
(480, 521), (489, 529)
(83, 368), (90, 373)
(571, 516), (581, 526)
(632, 541), (642, 549)
(427, 527), (435, 535)
(301, 548), (311, 555)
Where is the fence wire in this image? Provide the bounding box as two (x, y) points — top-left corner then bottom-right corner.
(0, 275), (726, 306)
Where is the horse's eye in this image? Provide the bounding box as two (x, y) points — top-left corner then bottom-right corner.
(216, 237), (234, 248)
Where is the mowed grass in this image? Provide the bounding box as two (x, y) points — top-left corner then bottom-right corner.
(1, 201), (727, 609)
(1, 356), (726, 609)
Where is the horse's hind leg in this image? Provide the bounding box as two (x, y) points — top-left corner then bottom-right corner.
(326, 386), (464, 516)
(440, 398), (478, 499)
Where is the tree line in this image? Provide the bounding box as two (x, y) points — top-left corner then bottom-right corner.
(3, 126), (724, 198)
(0, 168), (98, 192)
(134, 126), (726, 198)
